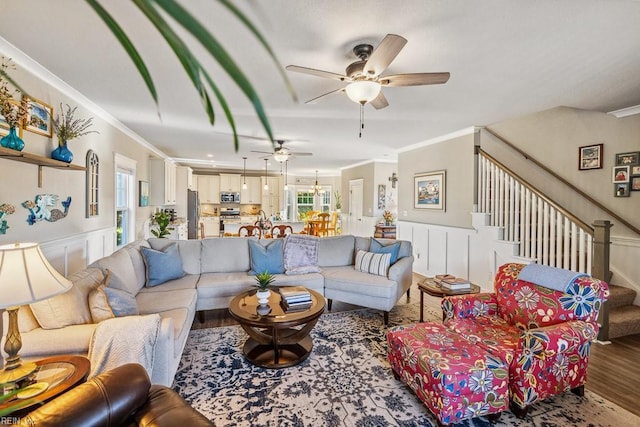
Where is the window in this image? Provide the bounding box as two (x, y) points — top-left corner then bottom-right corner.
(114, 154), (136, 249)
(288, 185), (332, 219)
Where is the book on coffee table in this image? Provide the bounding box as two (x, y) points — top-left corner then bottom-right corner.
(440, 277), (471, 290)
(279, 286), (311, 299)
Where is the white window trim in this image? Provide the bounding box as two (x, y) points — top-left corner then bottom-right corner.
(114, 153), (137, 250)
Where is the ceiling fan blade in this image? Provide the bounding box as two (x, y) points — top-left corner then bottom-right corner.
(370, 92), (389, 110)
(286, 65), (350, 82)
(380, 72), (450, 87)
(363, 34), (407, 77)
(305, 87), (346, 104)
(250, 150), (275, 155)
(290, 152), (313, 156)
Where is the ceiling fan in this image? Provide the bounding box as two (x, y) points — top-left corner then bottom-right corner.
(286, 34), (450, 109)
(251, 140), (313, 162)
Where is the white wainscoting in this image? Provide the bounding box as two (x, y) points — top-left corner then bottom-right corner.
(398, 216), (640, 298)
(40, 227), (115, 276)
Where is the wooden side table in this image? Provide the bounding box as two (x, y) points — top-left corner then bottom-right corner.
(374, 224), (396, 239)
(417, 278), (481, 322)
(0, 355), (90, 416)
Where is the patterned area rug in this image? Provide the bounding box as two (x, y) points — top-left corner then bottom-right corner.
(174, 302), (639, 426)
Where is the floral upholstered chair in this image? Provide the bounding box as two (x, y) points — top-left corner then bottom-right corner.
(441, 263), (609, 417)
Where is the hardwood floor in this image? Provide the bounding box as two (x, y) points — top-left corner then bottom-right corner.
(190, 274), (640, 417)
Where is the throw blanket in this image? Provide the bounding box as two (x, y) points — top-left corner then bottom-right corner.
(519, 263), (588, 292)
(283, 234), (320, 275)
(88, 314), (161, 379)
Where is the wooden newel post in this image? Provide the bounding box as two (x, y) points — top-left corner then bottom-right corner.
(592, 220), (612, 341)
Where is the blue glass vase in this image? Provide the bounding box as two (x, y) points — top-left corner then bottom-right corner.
(0, 127), (25, 151)
(51, 141), (73, 163)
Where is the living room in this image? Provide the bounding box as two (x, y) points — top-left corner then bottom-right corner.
(1, 1), (640, 426)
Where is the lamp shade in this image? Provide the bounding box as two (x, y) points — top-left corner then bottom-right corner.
(345, 81), (382, 104)
(273, 152), (289, 163)
(0, 242), (72, 308)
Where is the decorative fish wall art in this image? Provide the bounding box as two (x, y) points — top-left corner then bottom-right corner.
(0, 203), (15, 234)
(22, 195), (72, 225)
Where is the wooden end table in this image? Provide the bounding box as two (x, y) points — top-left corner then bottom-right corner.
(417, 278), (481, 322)
(0, 355), (90, 416)
(228, 287), (325, 368)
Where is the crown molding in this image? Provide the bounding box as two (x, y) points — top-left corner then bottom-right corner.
(397, 126), (478, 153)
(0, 36), (167, 159)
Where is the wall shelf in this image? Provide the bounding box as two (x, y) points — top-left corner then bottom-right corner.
(0, 146), (86, 187)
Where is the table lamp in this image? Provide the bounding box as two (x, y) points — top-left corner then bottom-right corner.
(0, 242), (72, 384)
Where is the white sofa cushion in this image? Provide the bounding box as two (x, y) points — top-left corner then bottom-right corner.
(271, 273), (325, 294)
(14, 324), (98, 357)
(92, 247), (140, 296)
(201, 238), (251, 273)
(322, 266), (396, 299)
(137, 274), (198, 293)
(124, 240), (151, 292)
(136, 288), (197, 314)
(318, 235), (355, 267)
(30, 267), (104, 329)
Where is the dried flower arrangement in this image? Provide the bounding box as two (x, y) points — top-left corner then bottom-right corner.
(0, 58), (29, 128)
(53, 103), (98, 146)
(382, 210), (394, 224)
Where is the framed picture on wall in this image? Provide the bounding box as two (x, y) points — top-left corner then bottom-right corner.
(414, 170), (446, 210)
(631, 177), (640, 191)
(24, 97), (53, 137)
(139, 180), (149, 207)
(578, 143), (603, 170)
(615, 151), (639, 166)
(378, 184), (386, 209)
(631, 165), (640, 176)
(612, 166), (630, 183)
(615, 183), (630, 197)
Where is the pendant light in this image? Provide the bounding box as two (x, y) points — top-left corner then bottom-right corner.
(263, 159), (269, 190)
(311, 170), (323, 196)
(284, 159), (289, 191)
(242, 157), (247, 190)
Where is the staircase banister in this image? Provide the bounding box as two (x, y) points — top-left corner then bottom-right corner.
(483, 127), (640, 236)
(478, 148), (594, 234)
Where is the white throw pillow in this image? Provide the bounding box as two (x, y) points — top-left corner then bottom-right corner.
(354, 250), (391, 277)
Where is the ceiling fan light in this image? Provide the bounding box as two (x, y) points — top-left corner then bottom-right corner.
(273, 152), (289, 162)
(345, 80), (381, 104)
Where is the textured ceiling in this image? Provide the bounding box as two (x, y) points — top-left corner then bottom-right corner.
(1, 0), (639, 176)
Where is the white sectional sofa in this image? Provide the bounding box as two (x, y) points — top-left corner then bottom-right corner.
(5, 235), (413, 386)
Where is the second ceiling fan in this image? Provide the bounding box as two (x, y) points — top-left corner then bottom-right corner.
(251, 140), (313, 162)
(286, 34), (450, 109)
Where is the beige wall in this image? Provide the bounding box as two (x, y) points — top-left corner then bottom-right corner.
(397, 133), (476, 228)
(340, 162), (374, 215)
(0, 53), (160, 246)
(484, 106), (640, 237)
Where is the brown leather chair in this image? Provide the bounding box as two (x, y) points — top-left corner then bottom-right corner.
(19, 363), (212, 427)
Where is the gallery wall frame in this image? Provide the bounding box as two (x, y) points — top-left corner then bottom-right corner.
(615, 151), (639, 167)
(24, 97), (53, 138)
(578, 143), (603, 170)
(414, 170), (446, 210)
(139, 180), (149, 207)
(612, 166), (630, 183)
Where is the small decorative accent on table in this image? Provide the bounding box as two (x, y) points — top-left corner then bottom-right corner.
(374, 224), (396, 239)
(228, 287), (325, 368)
(0, 355), (90, 416)
(417, 277), (480, 322)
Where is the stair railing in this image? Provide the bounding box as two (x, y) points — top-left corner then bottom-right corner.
(477, 148), (593, 273)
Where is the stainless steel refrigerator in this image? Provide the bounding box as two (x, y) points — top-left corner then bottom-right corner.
(187, 189), (199, 239)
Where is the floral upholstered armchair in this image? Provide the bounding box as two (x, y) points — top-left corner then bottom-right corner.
(441, 263), (609, 417)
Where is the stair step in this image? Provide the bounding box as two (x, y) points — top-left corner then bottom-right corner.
(607, 284), (637, 309)
(608, 305), (640, 339)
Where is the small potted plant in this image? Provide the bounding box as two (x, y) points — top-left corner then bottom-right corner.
(334, 191), (342, 212)
(255, 270), (275, 305)
(151, 211), (174, 238)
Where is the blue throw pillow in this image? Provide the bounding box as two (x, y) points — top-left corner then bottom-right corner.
(141, 244), (185, 287)
(369, 238), (401, 265)
(249, 238), (285, 275)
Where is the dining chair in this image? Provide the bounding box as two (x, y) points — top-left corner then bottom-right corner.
(238, 225), (262, 238)
(315, 213), (330, 237)
(270, 224), (293, 238)
(326, 212), (338, 236)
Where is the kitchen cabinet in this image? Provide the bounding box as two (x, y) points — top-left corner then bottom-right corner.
(149, 159), (177, 206)
(219, 173), (242, 192)
(196, 175), (220, 203)
(168, 222), (188, 240)
(261, 176), (282, 215)
(201, 217), (220, 237)
(240, 176), (262, 204)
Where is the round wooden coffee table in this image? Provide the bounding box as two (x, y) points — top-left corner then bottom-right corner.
(418, 278), (481, 322)
(228, 287), (325, 368)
